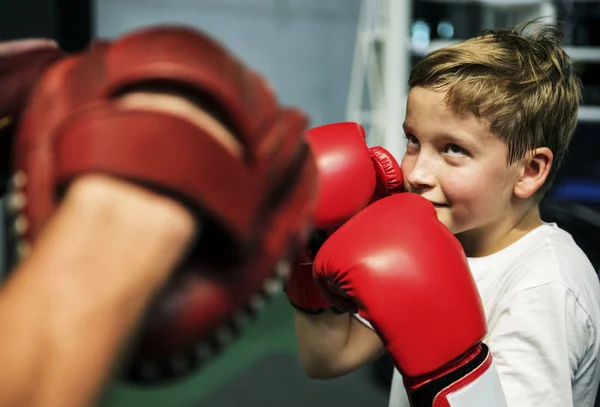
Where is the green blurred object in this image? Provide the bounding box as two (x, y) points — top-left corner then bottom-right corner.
(100, 294), (297, 407)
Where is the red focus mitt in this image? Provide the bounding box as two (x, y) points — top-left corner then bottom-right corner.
(1, 26), (318, 384)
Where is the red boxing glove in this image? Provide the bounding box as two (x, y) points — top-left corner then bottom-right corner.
(4, 27), (318, 384)
(369, 146), (404, 202)
(285, 122), (403, 314)
(314, 194), (507, 407)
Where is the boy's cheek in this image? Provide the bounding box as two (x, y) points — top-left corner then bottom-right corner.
(441, 176), (490, 222)
(442, 172), (483, 204)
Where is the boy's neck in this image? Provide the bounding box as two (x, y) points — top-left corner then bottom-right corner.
(456, 203), (543, 258)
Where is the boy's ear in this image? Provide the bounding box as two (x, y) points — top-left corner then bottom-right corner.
(514, 147), (553, 199)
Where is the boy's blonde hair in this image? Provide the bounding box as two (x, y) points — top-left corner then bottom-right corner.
(409, 23), (582, 200)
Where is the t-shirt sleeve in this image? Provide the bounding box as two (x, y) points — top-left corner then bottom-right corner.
(353, 312), (374, 330)
(486, 282), (593, 407)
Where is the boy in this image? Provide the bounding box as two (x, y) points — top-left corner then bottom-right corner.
(291, 23), (600, 407)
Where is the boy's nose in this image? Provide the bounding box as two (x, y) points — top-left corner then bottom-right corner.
(404, 156), (437, 191)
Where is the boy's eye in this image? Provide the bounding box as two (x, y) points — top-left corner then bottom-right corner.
(405, 134), (419, 146)
(445, 143), (467, 156)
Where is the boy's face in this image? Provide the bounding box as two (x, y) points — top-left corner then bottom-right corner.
(401, 86), (522, 236)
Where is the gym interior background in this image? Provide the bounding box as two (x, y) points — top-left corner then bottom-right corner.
(1, 0), (599, 406)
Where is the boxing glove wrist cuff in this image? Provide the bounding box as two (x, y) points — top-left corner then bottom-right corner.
(407, 344), (507, 407)
(285, 254), (334, 313)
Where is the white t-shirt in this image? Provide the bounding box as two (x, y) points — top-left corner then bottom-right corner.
(359, 223), (600, 407)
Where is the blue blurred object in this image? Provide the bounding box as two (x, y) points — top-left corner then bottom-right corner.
(411, 19), (431, 54)
(437, 21), (454, 40)
(551, 179), (600, 202)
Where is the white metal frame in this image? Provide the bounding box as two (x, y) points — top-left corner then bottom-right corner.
(346, 0), (411, 158)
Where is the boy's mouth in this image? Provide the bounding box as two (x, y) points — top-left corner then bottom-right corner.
(430, 202), (449, 208)
(414, 194), (449, 208)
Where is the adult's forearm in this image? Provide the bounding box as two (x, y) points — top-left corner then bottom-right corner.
(0, 176), (195, 407)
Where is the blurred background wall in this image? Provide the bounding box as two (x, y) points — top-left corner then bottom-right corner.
(95, 0), (361, 128)
(1, 0), (599, 406)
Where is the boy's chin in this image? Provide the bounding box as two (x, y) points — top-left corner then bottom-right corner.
(433, 206), (455, 231)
